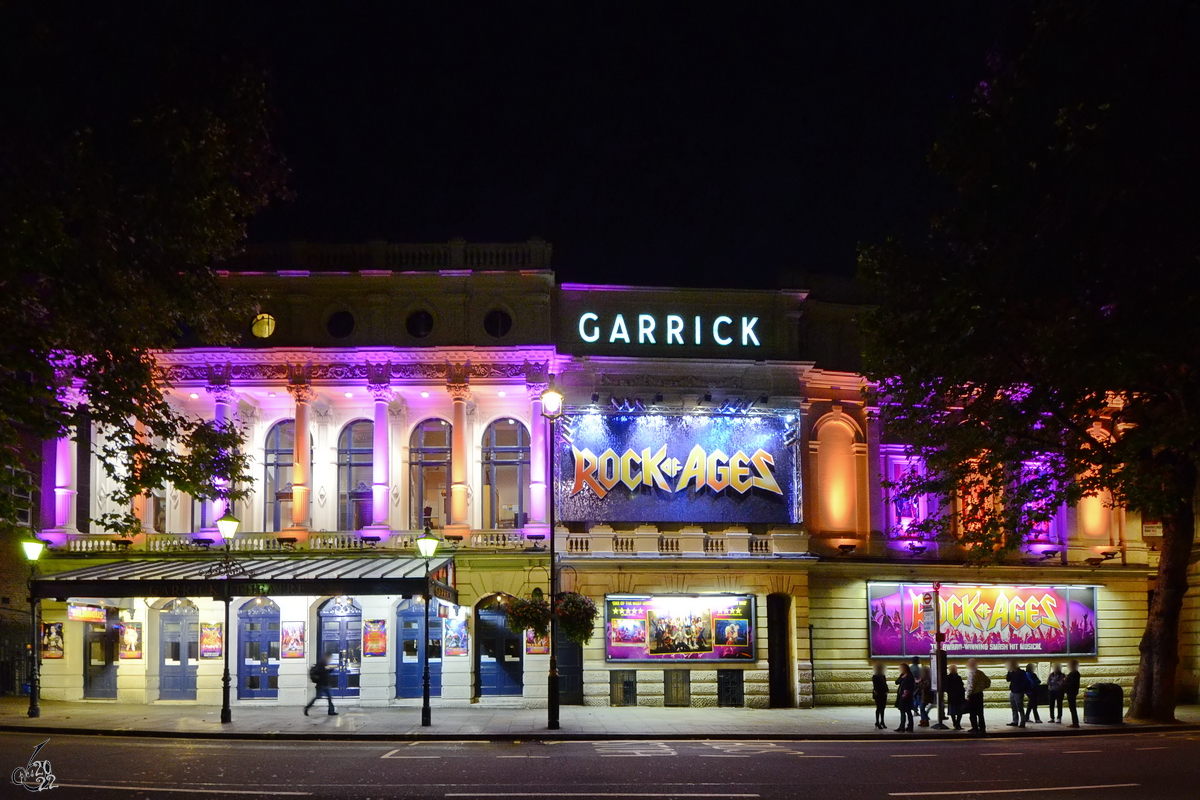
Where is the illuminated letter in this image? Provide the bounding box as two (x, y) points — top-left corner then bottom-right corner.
(578, 312), (600, 343)
(571, 447), (607, 498)
(694, 316), (702, 345)
(960, 591), (982, 631)
(638, 314), (656, 344)
(597, 448), (621, 490)
(1010, 597), (1026, 630)
(741, 316), (760, 346)
(620, 449), (641, 491)
(706, 449), (730, 492)
(609, 314), (630, 344)
(641, 445), (672, 491)
(677, 444), (707, 492)
(750, 449), (783, 495)
(945, 594), (963, 628)
(666, 315), (684, 345)
(1025, 597), (1041, 630)
(1037, 595), (1063, 631)
(713, 316), (733, 346)
(728, 451), (753, 493)
(987, 592), (1009, 633)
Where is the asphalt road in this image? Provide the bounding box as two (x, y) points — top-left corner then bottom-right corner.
(4, 730), (1199, 799)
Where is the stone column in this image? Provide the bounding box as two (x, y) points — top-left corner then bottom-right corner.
(526, 381), (549, 534)
(446, 379), (471, 536)
(365, 382), (393, 532)
(40, 389), (83, 547)
(205, 384), (238, 533)
(287, 383), (314, 535)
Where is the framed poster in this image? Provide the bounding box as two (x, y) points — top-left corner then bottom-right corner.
(119, 622), (143, 659)
(200, 623), (223, 659)
(868, 583), (1099, 658)
(281, 622), (306, 658)
(67, 604), (106, 623)
(525, 629), (550, 655)
(41, 623), (64, 659)
(363, 620), (387, 657)
(605, 595), (756, 662)
(444, 617), (468, 656)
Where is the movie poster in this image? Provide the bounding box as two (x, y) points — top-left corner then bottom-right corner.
(281, 622), (306, 658)
(868, 583), (1099, 658)
(41, 623), (64, 659)
(119, 622), (142, 659)
(605, 595), (755, 662)
(363, 620), (387, 657)
(444, 617), (468, 656)
(525, 629), (550, 655)
(200, 623), (223, 659)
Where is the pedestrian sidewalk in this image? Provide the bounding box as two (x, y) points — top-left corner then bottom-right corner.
(2, 697), (1198, 741)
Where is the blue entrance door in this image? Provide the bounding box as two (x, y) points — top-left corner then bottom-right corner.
(318, 597), (361, 698)
(397, 599), (442, 698)
(476, 608), (523, 696)
(83, 609), (118, 699)
(159, 599), (199, 700)
(238, 598), (281, 699)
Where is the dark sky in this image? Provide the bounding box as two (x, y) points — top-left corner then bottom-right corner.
(243, 4), (1012, 289)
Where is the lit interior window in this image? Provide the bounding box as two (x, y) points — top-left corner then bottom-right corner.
(251, 313), (276, 338)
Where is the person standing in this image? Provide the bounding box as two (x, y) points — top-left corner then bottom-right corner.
(1005, 659), (1029, 728)
(916, 665), (934, 727)
(1024, 663), (1043, 723)
(965, 658), (991, 735)
(872, 663), (889, 730)
(1046, 662), (1066, 723)
(895, 663), (916, 733)
(1065, 659), (1082, 728)
(945, 664), (966, 730)
(304, 651), (338, 717)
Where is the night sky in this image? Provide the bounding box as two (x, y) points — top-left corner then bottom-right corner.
(243, 3), (1012, 289)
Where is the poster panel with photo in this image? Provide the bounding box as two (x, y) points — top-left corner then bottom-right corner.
(200, 623), (223, 658)
(41, 622), (64, 659)
(868, 583), (1099, 658)
(119, 622), (142, 659)
(444, 617), (468, 656)
(525, 629), (550, 655)
(363, 620), (387, 657)
(605, 595), (755, 662)
(281, 622), (306, 658)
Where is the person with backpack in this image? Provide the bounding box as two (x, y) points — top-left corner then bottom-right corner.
(1023, 663), (1043, 723)
(1005, 659), (1029, 728)
(1046, 662), (1066, 723)
(304, 651), (338, 716)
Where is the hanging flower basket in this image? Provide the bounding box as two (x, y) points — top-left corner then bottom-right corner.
(554, 591), (598, 645)
(504, 594), (551, 638)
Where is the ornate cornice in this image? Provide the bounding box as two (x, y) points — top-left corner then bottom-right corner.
(206, 384), (238, 405)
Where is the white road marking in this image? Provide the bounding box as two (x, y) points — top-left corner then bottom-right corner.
(699, 754), (750, 758)
(980, 752), (1023, 756)
(381, 749), (441, 759)
(55, 784), (310, 796)
(1136, 746), (1169, 750)
(889, 784), (1139, 797)
(1061, 749), (1102, 753)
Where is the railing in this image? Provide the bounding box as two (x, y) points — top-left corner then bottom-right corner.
(231, 239), (552, 273)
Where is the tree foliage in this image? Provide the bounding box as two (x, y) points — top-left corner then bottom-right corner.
(0, 3), (288, 535)
(859, 0), (1200, 721)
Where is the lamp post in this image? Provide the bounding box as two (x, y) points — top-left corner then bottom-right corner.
(415, 526), (440, 727)
(209, 511), (244, 724)
(539, 378), (564, 731)
(22, 538), (45, 719)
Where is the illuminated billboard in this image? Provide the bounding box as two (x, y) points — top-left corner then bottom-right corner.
(555, 412), (799, 524)
(868, 583), (1098, 659)
(605, 594), (756, 662)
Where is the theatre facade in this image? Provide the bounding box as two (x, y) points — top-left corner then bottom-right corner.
(29, 240), (1192, 711)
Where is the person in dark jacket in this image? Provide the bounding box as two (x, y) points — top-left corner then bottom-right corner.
(1046, 662), (1066, 723)
(304, 651), (338, 716)
(895, 663), (916, 733)
(1065, 659), (1082, 728)
(916, 666), (934, 727)
(1024, 663), (1043, 723)
(1005, 659), (1029, 728)
(944, 664), (966, 730)
(872, 663), (889, 729)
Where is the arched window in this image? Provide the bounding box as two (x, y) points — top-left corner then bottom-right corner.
(338, 420), (374, 531)
(263, 420), (312, 532)
(481, 418), (531, 529)
(410, 419), (451, 530)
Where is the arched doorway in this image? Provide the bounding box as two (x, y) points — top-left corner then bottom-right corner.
(159, 598), (200, 700)
(767, 593), (795, 708)
(475, 596), (523, 697)
(238, 598), (281, 699)
(396, 598), (442, 699)
(318, 596), (362, 698)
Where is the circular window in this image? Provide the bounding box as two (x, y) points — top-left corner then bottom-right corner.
(483, 308), (513, 338)
(406, 309), (434, 338)
(250, 313), (276, 339)
(326, 310), (355, 338)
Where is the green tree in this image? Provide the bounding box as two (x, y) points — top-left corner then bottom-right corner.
(859, 0), (1200, 722)
(0, 4), (288, 535)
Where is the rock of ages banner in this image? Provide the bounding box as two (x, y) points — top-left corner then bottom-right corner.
(605, 595), (756, 662)
(868, 583), (1098, 658)
(554, 412), (800, 524)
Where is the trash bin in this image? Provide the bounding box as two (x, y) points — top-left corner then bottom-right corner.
(1083, 683), (1124, 725)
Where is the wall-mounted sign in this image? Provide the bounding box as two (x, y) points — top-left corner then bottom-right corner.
(363, 620), (387, 657)
(868, 583), (1098, 659)
(525, 629), (550, 655)
(200, 623), (223, 659)
(120, 622), (142, 659)
(281, 622), (306, 658)
(605, 595), (756, 662)
(575, 312), (762, 348)
(67, 604), (106, 623)
(444, 617), (468, 657)
(41, 623), (64, 659)
(555, 413), (799, 523)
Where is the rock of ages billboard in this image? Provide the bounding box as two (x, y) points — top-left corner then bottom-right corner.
(606, 595), (756, 662)
(868, 583), (1098, 658)
(554, 413), (799, 524)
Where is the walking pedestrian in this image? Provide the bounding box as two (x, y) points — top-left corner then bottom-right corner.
(1047, 662), (1065, 723)
(872, 663), (889, 729)
(965, 658), (991, 735)
(916, 665), (934, 727)
(1024, 663), (1043, 723)
(895, 663), (916, 733)
(945, 664), (966, 730)
(1005, 659), (1029, 728)
(304, 651), (338, 716)
(1065, 659), (1082, 728)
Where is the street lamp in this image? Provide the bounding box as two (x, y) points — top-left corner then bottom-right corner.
(415, 526), (440, 727)
(205, 511), (244, 724)
(23, 538), (45, 719)
(539, 377), (564, 730)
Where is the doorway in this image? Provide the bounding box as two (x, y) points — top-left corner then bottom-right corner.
(556, 638), (584, 705)
(318, 596), (361, 698)
(159, 598), (199, 700)
(475, 605), (523, 696)
(767, 593), (795, 708)
(397, 598), (442, 698)
(83, 609), (119, 699)
(238, 598), (281, 699)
